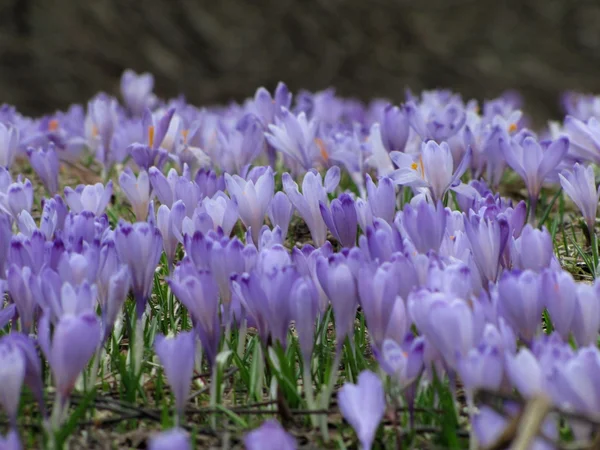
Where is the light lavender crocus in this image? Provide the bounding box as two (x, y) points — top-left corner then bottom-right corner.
(541, 269), (576, 340)
(99, 264), (130, 343)
(338, 371), (386, 450)
(84, 95), (119, 168)
(168, 263), (221, 367)
(6, 264), (40, 333)
(268, 191), (293, 239)
(496, 270), (544, 343)
(225, 167), (274, 243)
(119, 168), (152, 222)
(500, 135), (569, 223)
(157, 201), (186, 269)
(380, 103), (409, 152)
(38, 312), (101, 401)
(120, 69), (157, 117)
(571, 282), (600, 346)
(456, 343), (503, 402)
(464, 213), (509, 285)
(390, 141), (474, 203)
(559, 163), (600, 234)
(0, 169), (34, 220)
(154, 332), (196, 422)
(64, 181), (113, 216)
(244, 420), (297, 450)
(504, 347), (547, 398)
(0, 123), (18, 170)
(510, 225), (554, 272)
(365, 175), (396, 225)
(148, 428), (191, 450)
(27, 145), (60, 195)
(0, 337), (25, 427)
(320, 193), (358, 247)
(283, 166), (340, 247)
(400, 200), (446, 254)
(114, 221), (163, 318)
(562, 115), (600, 164)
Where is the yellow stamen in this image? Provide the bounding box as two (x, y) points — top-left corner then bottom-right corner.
(315, 138), (329, 162)
(508, 123), (518, 133)
(148, 125), (155, 147)
(411, 162), (419, 171)
(48, 119), (59, 132)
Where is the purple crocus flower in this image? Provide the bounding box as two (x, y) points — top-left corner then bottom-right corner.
(157, 201), (186, 269)
(114, 221), (163, 318)
(319, 193), (358, 247)
(217, 114), (265, 174)
(84, 95), (119, 168)
(119, 169), (152, 222)
(464, 212), (509, 285)
(289, 276), (319, 365)
(500, 135), (569, 222)
(243, 420), (297, 450)
(562, 115), (600, 164)
(225, 167), (274, 243)
(148, 428), (191, 450)
(380, 104), (409, 152)
(338, 371), (386, 450)
(283, 166), (340, 247)
(456, 343), (503, 401)
(0, 337), (25, 427)
(541, 269), (577, 340)
(559, 163), (600, 233)
(265, 108), (322, 172)
(365, 175), (396, 225)
(504, 347), (548, 398)
(572, 282), (600, 347)
(0, 213), (10, 277)
(510, 225), (554, 272)
(496, 270), (544, 343)
(399, 200), (446, 254)
(6, 264), (41, 333)
(0, 123), (18, 170)
(168, 262), (221, 366)
(98, 264), (130, 343)
(38, 312), (101, 399)
(64, 181), (113, 216)
(405, 99), (466, 142)
(268, 191), (293, 240)
(27, 145), (60, 195)
(120, 69), (157, 117)
(0, 169), (34, 220)
(316, 252), (361, 350)
(154, 331), (196, 421)
(9, 231), (46, 275)
(391, 141), (474, 203)
(253, 82), (292, 128)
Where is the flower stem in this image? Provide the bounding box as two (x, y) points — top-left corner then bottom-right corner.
(302, 362), (318, 427)
(209, 362), (219, 430)
(319, 350), (341, 442)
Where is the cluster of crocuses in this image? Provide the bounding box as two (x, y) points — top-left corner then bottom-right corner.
(0, 70), (599, 449)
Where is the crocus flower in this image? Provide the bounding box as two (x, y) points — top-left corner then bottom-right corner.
(338, 371), (386, 450)
(572, 282), (600, 346)
(496, 270), (544, 343)
(265, 108), (322, 172)
(289, 276), (319, 365)
(320, 193), (358, 247)
(64, 181), (113, 216)
(399, 200), (446, 254)
(98, 264), (130, 343)
(190, 192), (238, 237)
(253, 82), (292, 128)
(559, 163), (600, 233)
(390, 141), (474, 203)
(6, 264), (41, 333)
(380, 104), (409, 152)
(510, 225), (554, 272)
(0, 169), (33, 220)
(168, 263), (221, 366)
(500, 135), (569, 222)
(155, 332), (196, 421)
(541, 269), (577, 340)
(268, 191), (293, 239)
(0, 337), (25, 427)
(365, 175), (396, 225)
(243, 420), (297, 450)
(283, 166), (340, 247)
(405, 99), (466, 142)
(0, 123), (18, 170)
(119, 169), (152, 222)
(225, 167), (274, 243)
(114, 221), (163, 318)
(157, 201), (186, 269)
(464, 213), (509, 285)
(27, 145), (60, 195)
(0, 213), (10, 277)
(148, 428), (191, 450)
(456, 343), (503, 402)
(38, 312), (101, 400)
(84, 95), (119, 168)
(562, 115), (600, 164)
(316, 252), (360, 350)
(365, 124), (395, 177)
(120, 69), (157, 117)
(504, 348), (547, 398)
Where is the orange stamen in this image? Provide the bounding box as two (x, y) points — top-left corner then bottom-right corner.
(48, 119), (59, 132)
(92, 125), (99, 138)
(508, 123), (518, 133)
(315, 138), (329, 162)
(148, 125), (155, 147)
(181, 129), (189, 144)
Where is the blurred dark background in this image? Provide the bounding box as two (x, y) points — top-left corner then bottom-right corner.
(2, 0), (600, 121)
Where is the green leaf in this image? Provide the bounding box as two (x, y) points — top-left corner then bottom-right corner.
(55, 389), (96, 447)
